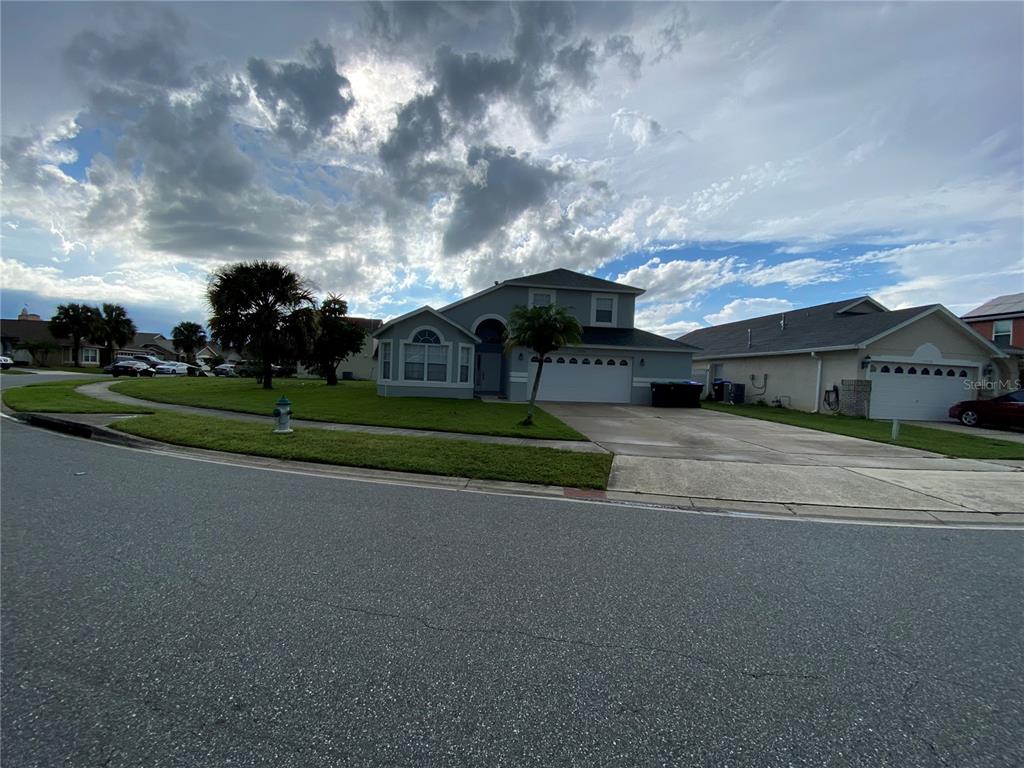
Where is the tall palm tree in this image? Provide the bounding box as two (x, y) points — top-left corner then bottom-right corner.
(94, 303), (137, 366)
(48, 303), (101, 367)
(207, 261), (316, 390)
(504, 304), (583, 426)
(171, 321), (208, 363)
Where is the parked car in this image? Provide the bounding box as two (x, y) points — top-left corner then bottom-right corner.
(111, 360), (155, 377)
(131, 354), (167, 369)
(0, 355), (13, 370)
(213, 363), (238, 377)
(948, 390), (1024, 428)
(154, 361), (189, 375)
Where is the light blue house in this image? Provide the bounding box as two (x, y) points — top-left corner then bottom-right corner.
(372, 268), (699, 405)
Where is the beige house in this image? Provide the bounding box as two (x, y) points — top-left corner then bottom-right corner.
(680, 297), (1007, 420)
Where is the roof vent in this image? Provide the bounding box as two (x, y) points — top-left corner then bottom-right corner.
(780, 313), (786, 331)
(747, 328), (752, 349)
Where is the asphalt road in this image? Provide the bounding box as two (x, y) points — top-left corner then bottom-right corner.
(2, 421), (1022, 767)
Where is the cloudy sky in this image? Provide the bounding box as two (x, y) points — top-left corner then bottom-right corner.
(2, 1), (1021, 336)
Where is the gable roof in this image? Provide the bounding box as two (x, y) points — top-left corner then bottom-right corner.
(962, 292), (1024, 319)
(501, 268), (644, 295)
(580, 326), (700, 352)
(0, 318), (66, 345)
(678, 296), (1004, 359)
(372, 306), (480, 342)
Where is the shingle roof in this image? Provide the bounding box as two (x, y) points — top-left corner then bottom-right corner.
(502, 268), (644, 294)
(677, 297), (943, 357)
(580, 326), (699, 351)
(962, 292), (1024, 318)
(0, 318), (66, 345)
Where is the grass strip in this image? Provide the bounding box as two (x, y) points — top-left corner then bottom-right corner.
(701, 401), (1024, 460)
(2, 380), (154, 415)
(111, 411), (612, 488)
(110, 377), (584, 441)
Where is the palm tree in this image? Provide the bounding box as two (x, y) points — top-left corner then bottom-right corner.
(207, 261), (316, 390)
(48, 303), (101, 367)
(94, 303), (137, 366)
(504, 304), (582, 426)
(171, 321), (208, 362)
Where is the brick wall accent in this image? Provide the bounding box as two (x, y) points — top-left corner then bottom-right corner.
(840, 379), (871, 418)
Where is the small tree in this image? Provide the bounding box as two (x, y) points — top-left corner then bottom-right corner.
(207, 261), (316, 390)
(504, 304), (582, 426)
(49, 303), (101, 367)
(94, 303), (137, 366)
(171, 321), (208, 362)
(303, 295), (366, 385)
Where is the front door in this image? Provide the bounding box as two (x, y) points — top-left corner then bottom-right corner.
(475, 352), (502, 394)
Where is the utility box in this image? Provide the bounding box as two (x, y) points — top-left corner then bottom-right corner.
(726, 382), (746, 405)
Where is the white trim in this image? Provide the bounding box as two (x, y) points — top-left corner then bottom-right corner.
(399, 338), (452, 384)
(372, 306), (480, 342)
(590, 294), (618, 327)
(380, 379), (472, 389)
(528, 288), (556, 308)
(694, 344), (861, 361)
(408, 325), (446, 343)
(508, 280), (644, 296)
(471, 314), (507, 333)
(438, 283), (506, 313)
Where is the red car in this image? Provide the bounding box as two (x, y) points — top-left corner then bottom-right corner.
(948, 390), (1024, 428)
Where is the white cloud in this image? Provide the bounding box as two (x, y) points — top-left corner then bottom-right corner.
(704, 297), (795, 326)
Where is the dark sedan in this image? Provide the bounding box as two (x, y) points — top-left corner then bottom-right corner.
(948, 389), (1024, 428)
(110, 360), (155, 378)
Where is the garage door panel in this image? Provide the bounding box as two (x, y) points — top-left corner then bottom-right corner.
(529, 357), (631, 403)
(868, 366), (976, 420)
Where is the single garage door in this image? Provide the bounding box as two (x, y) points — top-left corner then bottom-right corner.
(868, 364), (976, 420)
(529, 354), (632, 403)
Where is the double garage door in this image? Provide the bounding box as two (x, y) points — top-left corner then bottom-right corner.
(868, 364), (977, 420)
(528, 355), (632, 403)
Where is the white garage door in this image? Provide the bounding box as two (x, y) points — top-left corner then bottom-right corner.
(529, 354), (632, 403)
(868, 364), (976, 420)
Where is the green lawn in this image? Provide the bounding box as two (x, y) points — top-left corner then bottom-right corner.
(0, 368), (32, 375)
(23, 366), (109, 374)
(109, 378), (584, 440)
(702, 401), (1024, 460)
(2, 380), (153, 414)
(112, 412), (612, 488)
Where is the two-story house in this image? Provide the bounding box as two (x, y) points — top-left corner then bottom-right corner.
(962, 292), (1024, 390)
(371, 268), (698, 404)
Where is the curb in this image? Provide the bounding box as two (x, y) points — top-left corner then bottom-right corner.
(6, 411), (1022, 528)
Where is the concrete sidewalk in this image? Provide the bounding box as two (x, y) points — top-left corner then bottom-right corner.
(77, 381), (608, 454)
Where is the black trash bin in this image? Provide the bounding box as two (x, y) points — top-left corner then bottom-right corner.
(651, 381), (704, 407)
(650, 382), (670, 407)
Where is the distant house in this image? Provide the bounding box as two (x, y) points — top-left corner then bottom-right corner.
(293, 317), (382, 380)
(0, 309), (102, 367)
(962, 293), (1024, 390)
(679, 296), (1007, 420)
(114, 333), (182, 362)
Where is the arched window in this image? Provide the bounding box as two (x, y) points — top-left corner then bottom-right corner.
(404, 329), (446, 381)
(582, 358), (591, 365)
(619, 360), (628, 366)
(569, 357), (578, 364)
(870, 364), (878, 372)
(959, 370), (968, 378)
(530, 355), (540, 362)
(921, 368), (931, 375)
(606, 359), (616, 366)
(543, 356), (552, 363)
(412, 329), (441, 344)
(595, 359), (604, 365)
(908, 367), (917, 374)
(556, 357), (565, 364)
(880, 365), (890, 373)
(894, 366), (903, 374)
(946, 369), (955, 376)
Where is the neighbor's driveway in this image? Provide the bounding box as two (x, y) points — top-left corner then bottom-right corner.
(541, 403), (1024, 513)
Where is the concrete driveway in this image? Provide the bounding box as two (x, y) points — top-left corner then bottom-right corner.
(541, 403), (1024, 513)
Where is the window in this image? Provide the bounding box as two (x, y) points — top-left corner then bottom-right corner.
(907, 367), (917, 374)
(529, 289), (554, 308)
(404, 330), (447, 382)
(894, 366), (903, 374)
(582, 358), (591, 365)
(380, 341), (392, 380)
(1006, 391), (1024, 402)
(619, 360), (628, 366)
(530, 355), (540, 362)
(993, 319), (1012, 346)
(81, 348), (99, 364)
(592, 294), (616, 325)
(458, 345), (470, 383)
(880, 365), (890, 373)
(946, 369), (955, 376)
(595, 359), (604, 365)
(921, 368), (931, 375)
(569, 357), (578, 364)
(959, 370), (968, 378)
(606, 359), (616, 366)
(869, 364), (878, 372)
(544, 356), (552, 363)
(556, 357), (565, 364)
